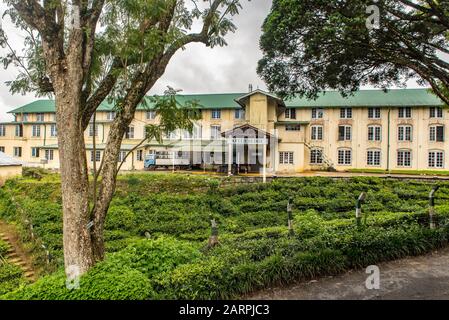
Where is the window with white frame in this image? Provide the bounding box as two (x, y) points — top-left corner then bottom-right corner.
(15, 124), (23, 137)
(125, 126), (135, 139)
(285, 124), (301, 131)
(50, 124), (57, 137)
(368, 125), (381, 141)
(89, 123), (98, 137)
(311, 125), (323, 140)
(0, 147), (5, 153)
(285, 108), (296, 119)
(429, 125), (444, 142)
(32, 125), (41, 137)
(0, 125), (5, 136)
(397, 150), (412, 167)
(398, 107), (412, 118)
(45, 149), (54, 160)
(367, 149), (381, 166)
(340, 108), (352, 119)
(13, 147), (22, 157)
(398, 125), (412, 141)
(211, 110), (221, 119)
(234, 109), (245, 120)
(117, 150), (128, 163)
(137, 150), (143, 161)
(210, 125), (221, 139)
(430, 107), (443, 118)
(428, 150), (444, 168)
(146, 110), (156, 120)
(90, 150), (101, 162)
(36, 113), (44, 122)
(279, 151), (294, 165)
(368, 107), (381, 119)
(31, 147), (39, 158)
(107, 111), (116, 120)
(310, 149), (323, 165)
(23, 113), (28, 122)
(337, 149), (352, 165)
(311, 108), (324, 119)
(338, 125), (352, 141)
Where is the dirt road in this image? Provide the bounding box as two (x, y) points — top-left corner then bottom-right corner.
(248, 248), (449, 300)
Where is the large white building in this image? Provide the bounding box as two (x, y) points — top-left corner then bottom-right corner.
(0, 88), (447, 174)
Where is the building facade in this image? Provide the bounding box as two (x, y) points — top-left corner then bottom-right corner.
(0, 88), (447, 174)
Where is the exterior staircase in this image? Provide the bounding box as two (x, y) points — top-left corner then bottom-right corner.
(304, 142), (337, 171)
(0, 230), (35, 281)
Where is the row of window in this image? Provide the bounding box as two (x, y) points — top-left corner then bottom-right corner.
(286, 107), (445, 120)
(309, 149), (445, 168)
(14, 113), (46, 122)
(310, 125), (445, 142)
(0, 124), (58, 138)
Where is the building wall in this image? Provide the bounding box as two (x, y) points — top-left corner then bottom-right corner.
(0, 165), (22, 181)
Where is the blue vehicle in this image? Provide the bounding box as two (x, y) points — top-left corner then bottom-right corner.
(144, 151), (191, 170)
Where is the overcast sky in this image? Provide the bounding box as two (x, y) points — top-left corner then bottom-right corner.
(0, 0), (423, 122)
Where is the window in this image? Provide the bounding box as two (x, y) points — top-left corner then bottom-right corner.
(125, 126), (134, 139)
(279, 151), (294, 165)
(137, 150), (143, 161)
(430, 125), (444, 142)
(90, 150), (101, 162)
(234, 109), (245, 120)
(89, 124), (98, 137)
(310, 149), (323, 165)
(32, 125), (41, 137)
(117, 150), (127, 163)
(312, 108), (324, 119)
(13, 147), (22, 157)
(368, 125), (382, 141)
(285, 124), (301, 131)
(0, 147), (4, 153)
(45, 149), (54, 160)
(311, 125), (323, 140)
(430, 107), (443, 118)
(15, 124), (23, 137)
(285, 108), (296, 119)
(367, 149), (381, 166)
(210, 125), (221, 139)
(52, 114), (56, 121)
(36, 113), (44, 122)
(50, 124), (57, 137)
(146, 111), (156, 120)
(31, 147), (40, 158)
(398, 125), (412, 141)
(398, 107), (412, 118)
(368, 107), (381, 119)
(397, 150), (411, 167)
(107, 111), (116, 120)
(23, 113), (28, 122)
(338, 125), (352, 141)
(211, 110), (221, 119)
(338, 149), (352, 165)
(340, 108), (352, 119)
(428, 151), (444, 168)
(0, 125), (5, 136)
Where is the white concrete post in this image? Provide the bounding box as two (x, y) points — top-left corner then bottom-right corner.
(263, 142), (267, 183)
(228, 139), (233, 176)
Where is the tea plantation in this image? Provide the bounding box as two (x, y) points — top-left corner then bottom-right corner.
(1, 174), (449, 299)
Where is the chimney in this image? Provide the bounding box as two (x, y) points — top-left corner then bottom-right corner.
(248, 84), (253, 92)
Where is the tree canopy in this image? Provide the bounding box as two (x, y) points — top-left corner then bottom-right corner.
(257, 0), (449, 104)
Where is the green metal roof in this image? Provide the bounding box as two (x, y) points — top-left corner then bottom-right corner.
(7, 89), (444, 114)
(285, 88), (443, 108)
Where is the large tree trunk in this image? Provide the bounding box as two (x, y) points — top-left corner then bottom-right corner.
(52, 42), (96, 276)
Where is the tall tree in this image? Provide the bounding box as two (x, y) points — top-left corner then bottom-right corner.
(0, 0), (243, 276)
(257, 0), (449, 104)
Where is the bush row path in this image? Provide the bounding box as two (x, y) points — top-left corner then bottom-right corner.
(0, 220), (36, 281)
(247, 247), (449, 300)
